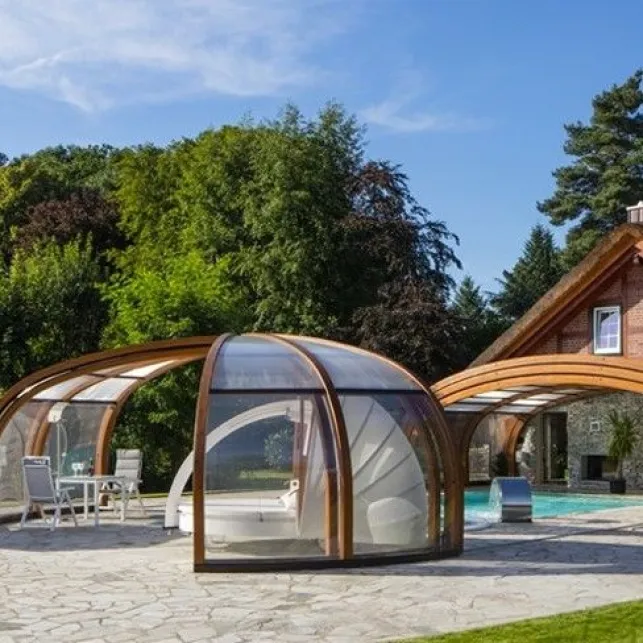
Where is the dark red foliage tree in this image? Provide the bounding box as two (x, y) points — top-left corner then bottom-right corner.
(15, 188), (125, 260)
(340, 161), (462, 381)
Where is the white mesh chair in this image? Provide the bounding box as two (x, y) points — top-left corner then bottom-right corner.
(20, 456), (78, 530)
(101, 449), (146, 518)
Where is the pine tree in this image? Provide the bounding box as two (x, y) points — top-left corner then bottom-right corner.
(492, 225), (564, 322)
(452, 275), (507, 366)
(538, 69), (643, 268)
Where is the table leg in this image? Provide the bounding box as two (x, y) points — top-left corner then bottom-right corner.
(83, 482), (89, 520)
(94, 482), (100, 527)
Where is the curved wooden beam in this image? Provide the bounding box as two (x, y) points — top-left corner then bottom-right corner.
(503, 417), (526, 476)
(93, 357), (203, 476)
(193, 334), (233, 567)
(276, 333), (463, 550)
(433, 355), (643, 404)
(0, 339), (215, 443)
(262, 334), (354, 559)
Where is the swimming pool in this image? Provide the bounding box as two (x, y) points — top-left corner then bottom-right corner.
(465, 488), (643, 523)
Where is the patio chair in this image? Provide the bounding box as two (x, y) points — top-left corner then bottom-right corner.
(101, 449), (146, 518)
(20, 456), (78, 531)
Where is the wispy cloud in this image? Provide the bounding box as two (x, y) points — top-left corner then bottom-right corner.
(0, 0), (343, 112)
(361, 75), (488, 134)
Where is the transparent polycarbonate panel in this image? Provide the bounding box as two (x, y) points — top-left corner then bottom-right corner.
(291, 338), (421, 391)
(211, 336), (322, 390)
(32, 375), (101, 401)
(121, 360), (180, 378)
(201, 393), (337, 561)
(408, 394), (448, 543)
(97, 360), (180, 379)
(340, 393), (433, 555)
(0, 402), (43, 504)
(44, 403), (107, 479)
(72, 377), (138, 402)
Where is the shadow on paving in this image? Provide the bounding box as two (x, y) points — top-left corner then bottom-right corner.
(326, 524), (643, 578)
(0, 514), (188, 551)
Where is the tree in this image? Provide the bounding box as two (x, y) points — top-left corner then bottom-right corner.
(538, 69), (643, 268)
(103, 252), (246, 346)
(352, 280), (461, 383)
(0, 145), (119, 261)
(492, 225), (564, 321)
(0, 240), (105, 388)
(15, 188), (124, 261)
(451, 275), (507, 366)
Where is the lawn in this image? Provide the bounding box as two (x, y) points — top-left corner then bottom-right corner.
(398, 600), (643, 643)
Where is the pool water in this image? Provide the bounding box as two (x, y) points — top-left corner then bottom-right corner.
(465, 488), (643, 522)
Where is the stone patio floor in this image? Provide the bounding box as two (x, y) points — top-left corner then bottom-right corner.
(1, 502), (643, 642)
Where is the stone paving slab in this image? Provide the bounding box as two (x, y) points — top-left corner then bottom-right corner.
(1, 504), (643, 642)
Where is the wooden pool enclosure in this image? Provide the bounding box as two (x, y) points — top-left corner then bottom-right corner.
(4, 335), (643, 570)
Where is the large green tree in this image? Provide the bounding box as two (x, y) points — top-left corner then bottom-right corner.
(0, 240), (105, 389)
(492, 224), (564, 322)
(538, 69), (643, 268)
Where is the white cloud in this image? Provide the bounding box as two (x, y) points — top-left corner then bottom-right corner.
(361, 79), (487, 134)
(0, 0), (341, 111)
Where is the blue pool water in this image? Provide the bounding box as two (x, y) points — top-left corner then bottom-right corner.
(465, 488), (643, 522)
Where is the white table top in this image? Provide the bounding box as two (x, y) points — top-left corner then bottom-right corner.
(58, 475), (126, 484)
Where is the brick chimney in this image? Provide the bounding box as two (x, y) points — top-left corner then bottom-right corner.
(627, 200), (643, 224)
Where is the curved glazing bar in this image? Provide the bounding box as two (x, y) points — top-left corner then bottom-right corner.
(261, 334), (352, 559)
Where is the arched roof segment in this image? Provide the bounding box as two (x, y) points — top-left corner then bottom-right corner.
(0, 336), (217, 439)
(432, 354), (643, 421)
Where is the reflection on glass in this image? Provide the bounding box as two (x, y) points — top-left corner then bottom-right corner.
(197, 393), (336, 560)
(290, 338), (421, 391)
(211, 336), (321, 390)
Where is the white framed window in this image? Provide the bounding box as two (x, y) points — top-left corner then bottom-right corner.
(593, 305), (621, 354)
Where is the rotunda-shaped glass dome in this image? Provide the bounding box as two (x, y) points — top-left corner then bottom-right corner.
(184, 334), (458, 571)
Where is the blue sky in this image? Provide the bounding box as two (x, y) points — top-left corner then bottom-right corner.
(0, 0), (641, 292)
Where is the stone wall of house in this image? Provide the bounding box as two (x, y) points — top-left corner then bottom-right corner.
(567, 392), (643, 491)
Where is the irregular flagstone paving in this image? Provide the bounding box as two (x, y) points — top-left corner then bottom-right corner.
(1, 504), (643, 642)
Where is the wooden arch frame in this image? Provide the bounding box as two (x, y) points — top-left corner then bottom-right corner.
(0, 333), (460, 572)
(191, 332), (462, 571)
(0, 338), (216, 480)
(432, 354), (643, 480)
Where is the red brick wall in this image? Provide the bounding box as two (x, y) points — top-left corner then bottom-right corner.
(528, 262), (643, 358)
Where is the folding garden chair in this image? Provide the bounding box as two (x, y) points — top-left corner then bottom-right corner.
(20, 456), (78, 530)
(101, 449), (146, 518)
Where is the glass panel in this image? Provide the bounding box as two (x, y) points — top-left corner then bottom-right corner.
(32, 375), (101, 401)
(211, 336), (321, 390)
(200, 393), (337, 562)
(122, 360), (178, 378)
(0, 402), (43, 505)
(44, 403), (107, 480)
(341, 393), (437, 555)
(72, 377), (138, 402)
(291, 338), (421, 391)
(101, 360), (179, 379)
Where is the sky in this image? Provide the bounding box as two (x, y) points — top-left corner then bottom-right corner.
(0, 0), (641, 292)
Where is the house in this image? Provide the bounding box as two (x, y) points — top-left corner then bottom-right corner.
(462, 201), (643, 491)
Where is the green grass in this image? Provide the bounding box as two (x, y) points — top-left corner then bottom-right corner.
(398, 600), (643, 643)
